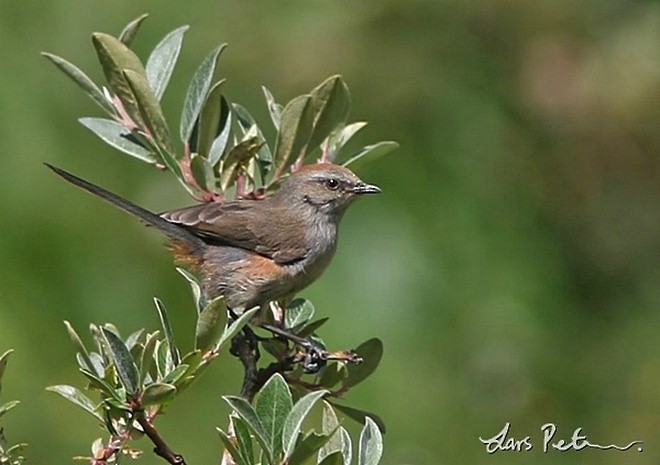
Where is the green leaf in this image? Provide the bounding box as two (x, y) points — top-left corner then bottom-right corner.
(217, 307), (259, 350)
(272, 95), (315, 177)
(79, 117), (156, 163)
(317, 407), (353, 465)
(146, 25), (188, 100)
(88, 323), (105, 354)
(155, 340), (174, 379)
(320, 452), (345, 465)
(123, 69), (175, 156)
(285, 298), (315, 331)
(139, 331), (160, 385)
(104, 396), (132, 413)
(297, 317), (330, 338)
(88, 352), (106, 378)
(219, 136), (262, 192)
(101, 327), (139, 395)
(339, 141), (398, 169)
(4, 442), (28, 460)
(217, 427), (248, 465)
(288, 431), (336, 465)
(343, 338), (383, 389)
(125, 329), (144, 350)
(180, 44), (227, 143)
(154, 298), (180, 366)
(0, 400), (20, 420)
(329, 403), (386, 434)
(154, 144), (193, 197)
(75, 353), (90, 372)
(196, 80), (226, 158)
(262, 86), (282, 130)
(318, 402), (342, 464)
(0, 349), (13, 391)
(232, 103), (256, 134)
(91, 32), (147, 126)
(46, 385), (103, 421)
(118, 13), (149, 46)
(223, 396), (272, 463)
(179, 350), (202, 377)
(318, 363), (348, 389)
(233, 416), (256, 465)
(308, 75), (351, 152)
(195, 296), (228, 352)
(255, 373), (293, 459)
(41, 52), (116, 115)
(358, 417), (383, 465)
(262, 338), (288, 359)
(231, 103), (272, 178)
(6, 442), (28, 453)
(141, 382), (176, 406)
(174, 375), (196, 393)
(129, 345), (144, 370)
(321, 401), (339, 430)
(207, 97), (233, 167)
(190, 153), (217, 192)
(176, 267), (207, 313)
(325, 121), (368, 162)
(78, 368), (120, 400)
(161, 363), (189, 385)
(282, 389), (328, 460)
(339, 428), (353, 465)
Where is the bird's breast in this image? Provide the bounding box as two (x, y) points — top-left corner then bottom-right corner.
(288, 220), (338, 284)
(198, 219), (339, 310)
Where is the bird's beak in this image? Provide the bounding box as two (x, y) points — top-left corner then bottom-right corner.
(352, 182), (382, 195)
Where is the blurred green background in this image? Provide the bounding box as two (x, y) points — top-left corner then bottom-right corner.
(1, 1), (659, 464)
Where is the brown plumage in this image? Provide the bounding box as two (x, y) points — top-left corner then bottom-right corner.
(46, 163), (380, 312)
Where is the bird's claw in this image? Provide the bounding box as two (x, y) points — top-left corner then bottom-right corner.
(296, 342), (327, 374)
(296, 346), (363, 374)
(256, 322), (363, 373)
(341, 349), (363, 365)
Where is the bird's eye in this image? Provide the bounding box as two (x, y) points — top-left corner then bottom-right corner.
(324, 178), (340, 190)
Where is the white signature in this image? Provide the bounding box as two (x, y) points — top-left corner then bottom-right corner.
(479, 422), (643, 453)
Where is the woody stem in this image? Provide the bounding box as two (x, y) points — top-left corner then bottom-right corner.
(233, 327), (297, 401)
(136, 413), (186, 465)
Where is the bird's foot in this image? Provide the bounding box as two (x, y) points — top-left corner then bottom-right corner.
(295, 344), (363, 374)
(256, 323), (363, 374)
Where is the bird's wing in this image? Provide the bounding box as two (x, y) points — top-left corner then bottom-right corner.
(161, 201), (310, 265)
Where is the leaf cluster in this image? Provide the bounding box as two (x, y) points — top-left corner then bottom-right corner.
(48, 291), (255, 463)
(50, 271), (385, 463)
(218, 374), (383, 465)
(0, 351), (27, 465)
(43, 13), (397, 202)
(44, 14), (391, 465)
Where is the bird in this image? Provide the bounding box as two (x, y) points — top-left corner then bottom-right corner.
(45, 163), (381, 315)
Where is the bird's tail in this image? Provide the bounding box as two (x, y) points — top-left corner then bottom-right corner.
(45, 163), (204, 251)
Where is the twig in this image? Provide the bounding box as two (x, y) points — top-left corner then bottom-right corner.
(232, 327), (298, 401)
(136, 414), (186, 465)
(232, 324), (363, 400)
(234, 329), (261, 401)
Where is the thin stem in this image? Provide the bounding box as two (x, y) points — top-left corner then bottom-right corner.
(90, 420), (135, 464)
(136, 414), (186, 465)
(232, 328), (296, 401)
(233, 329), (261, 401)
(235, 174), (246, 198)
(320, 138), (331, 163)
(180, 145), (200, 191)
(111, 95), (140, 132)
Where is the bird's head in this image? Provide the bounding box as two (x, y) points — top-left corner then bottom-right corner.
(273, 163), (381, 219)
